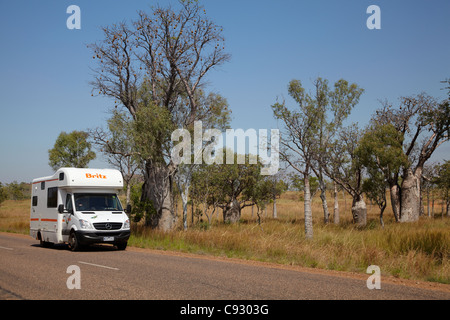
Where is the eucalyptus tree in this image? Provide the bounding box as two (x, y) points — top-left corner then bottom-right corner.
(314, 78), (364, 223)
(422, 163), (439, 218)
(272, 77), (363, 237)
(48, 131), (96, 171)
(0, 183), (8, 207)
(434, 160), (450, 217)
(190, 152), (270, 225)
(324, 125), (367, 227)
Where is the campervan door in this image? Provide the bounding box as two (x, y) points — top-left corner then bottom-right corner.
(30, 172), (64, 245)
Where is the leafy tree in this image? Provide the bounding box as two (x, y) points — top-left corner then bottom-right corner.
(244, 175), (273, 227)
(356, 123), (408, 222)
(422, 163), (440, 217)
(190, 152), (270, 224)
(218, 155), (267, 224)
(289, 173), (319, 201)
(0, 183), (8, 206)
(6, 181), (28, 200)
(190, 163), (223, 225)
(434, 160), (450, 216)
(309, 78), (364, 224)
(272, 78), (363, 237)
(133, 100), (177, 228)
(266, 173), (288, 219)
(371, 90), (449, 222)
(362, 173), (387, 227)
(272, 79), (325, 238)
(90, 109), (140, 206)
(128, 182), (156, 224)
(48, 131), (96, 171)
(324, 125), (367, 227)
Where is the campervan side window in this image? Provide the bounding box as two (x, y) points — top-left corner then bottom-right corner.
(47, 187), (58, 208)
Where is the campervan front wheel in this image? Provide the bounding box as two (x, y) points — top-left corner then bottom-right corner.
(116, 242), (127, 250)
(68, 231), (81, 251)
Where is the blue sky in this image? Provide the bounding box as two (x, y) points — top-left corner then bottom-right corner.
(0, 0), (449, 183)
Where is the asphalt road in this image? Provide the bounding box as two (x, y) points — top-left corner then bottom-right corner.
(1, 232), (449, 301)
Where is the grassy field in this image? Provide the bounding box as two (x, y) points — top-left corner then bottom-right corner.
(1, 191), (449, 284)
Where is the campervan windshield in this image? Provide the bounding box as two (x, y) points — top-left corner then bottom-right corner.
(74, 193), (123, 212)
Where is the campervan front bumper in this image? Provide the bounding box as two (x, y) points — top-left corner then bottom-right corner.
(75, 230), (130, 245)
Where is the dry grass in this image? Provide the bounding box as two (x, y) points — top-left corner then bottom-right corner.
(1, 192), (449, 284)
(0, 200), (30, 234)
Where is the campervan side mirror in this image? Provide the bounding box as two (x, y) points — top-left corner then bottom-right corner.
(58, 204), (72, 214)
(126, 204), (132, 214)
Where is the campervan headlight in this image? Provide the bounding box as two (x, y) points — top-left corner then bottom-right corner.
(123, 219), (130, 230)
(79, 219), (94, 230)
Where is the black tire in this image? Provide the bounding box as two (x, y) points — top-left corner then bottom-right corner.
(116, 242), (127, 251)
(39, 233), (53, 248)
(68, 231), (81, 251)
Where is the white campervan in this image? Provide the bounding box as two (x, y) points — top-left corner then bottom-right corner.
(30, 168), (131, 251)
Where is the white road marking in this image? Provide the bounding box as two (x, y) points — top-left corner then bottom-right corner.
(0, 246), (13, 250)
(78, 261), (119, 271)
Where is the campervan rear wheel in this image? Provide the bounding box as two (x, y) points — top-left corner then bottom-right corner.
(38, 232), (53, 248)
(68, 231), (81, 251)
(39, 237), (53, 248)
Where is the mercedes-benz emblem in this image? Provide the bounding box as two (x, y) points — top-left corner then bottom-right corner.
(105, 223), (112, 230)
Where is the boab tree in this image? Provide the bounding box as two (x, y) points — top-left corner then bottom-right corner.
(370, 90), (449, 222)
(88, 1), (230, 230)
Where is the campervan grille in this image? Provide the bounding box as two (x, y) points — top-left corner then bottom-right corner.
(93, 222), (123, 230)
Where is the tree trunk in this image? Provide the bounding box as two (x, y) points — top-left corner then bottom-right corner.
(419, 186), (425, 216)
(273, 197), (278, 219)
(333, 181), (339, 225)
(126, 183), (131, 206)
(318, 171), (330, 224)
(446, 194), (449, 217)
(431, 196), (434, 218)
(181, 191), (188, 231)
(379, 202), (386, 228)
(351, 195), (367, 227)
(142, 161), (177, 231)
(447, 198), (450, 217)
(343, 189), (347, 213)
(223, 198), (241, 223)
(319, 184), (330, 224)
(400, 168), (421, 222)
(304, 170), (313, 239)
(432, 197), (435, 218)
(175, 169), (191, 231)
(389, 183), (401, 222)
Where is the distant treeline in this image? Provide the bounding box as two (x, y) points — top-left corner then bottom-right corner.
(0, 182), (31, 203)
